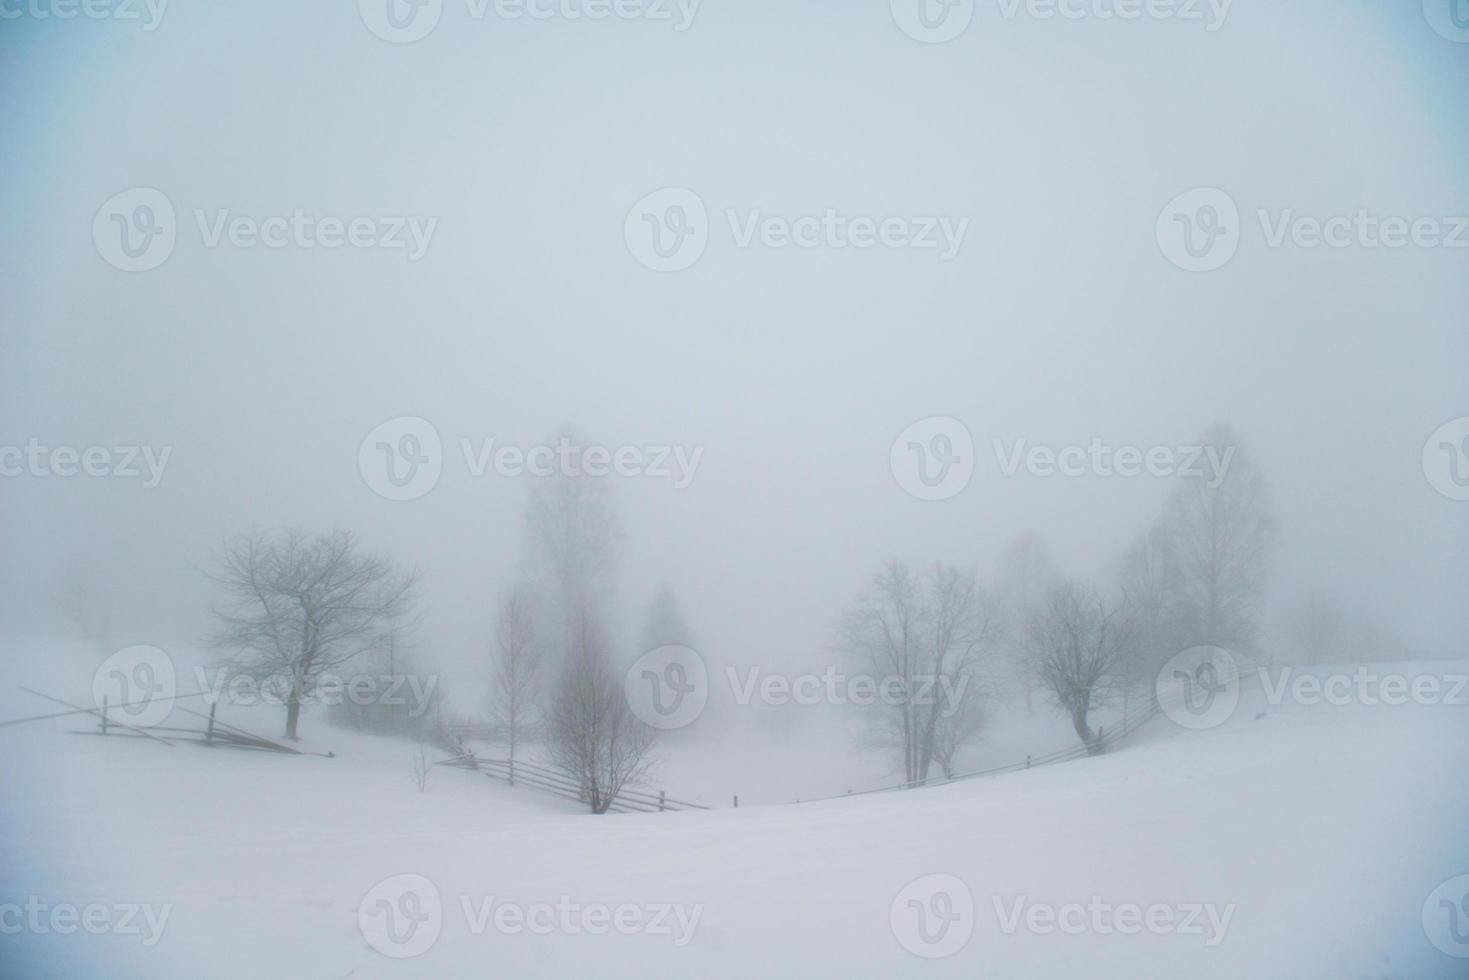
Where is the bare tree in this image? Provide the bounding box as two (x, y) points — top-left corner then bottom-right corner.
(491, 585), (541, 774)
(409, 747), (431, 792)
(837, 561), (1000, 786)
(208, 529), (419, 739)
(640, 581), (696, 651)
(1027, 581), (1134, 755)
(994, 533), (1061, 714)
(1156, 422), (1275, 657)
(522, 431), (621, 643)
(545, 610), (656, 814)
(54, 557), (112, 647)
(1280, 592), (1346, 665)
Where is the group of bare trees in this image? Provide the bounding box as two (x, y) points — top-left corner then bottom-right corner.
(839, 422), (1277, 767)
(484, 435), (663, 813)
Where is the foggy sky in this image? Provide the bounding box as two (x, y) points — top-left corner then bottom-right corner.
(1, 0), (1466, 693)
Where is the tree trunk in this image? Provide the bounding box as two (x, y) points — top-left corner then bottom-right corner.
(1072, 706), (1098, 755)
(285, 693), (302, 739)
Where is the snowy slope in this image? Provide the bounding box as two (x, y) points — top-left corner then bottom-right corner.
(1, 646), (1466, 979)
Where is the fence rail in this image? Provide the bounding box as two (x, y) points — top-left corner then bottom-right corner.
(436, 749), (709, 813)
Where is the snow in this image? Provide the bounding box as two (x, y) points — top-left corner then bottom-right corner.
(2, 641), (1466, 978)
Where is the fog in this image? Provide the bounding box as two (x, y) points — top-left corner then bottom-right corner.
(3, 2), (1465, 695)
(3, 2), (1469, 977)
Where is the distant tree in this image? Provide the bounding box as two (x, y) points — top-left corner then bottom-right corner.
(1280, 592), (1346, 665)
(994, 533), (1061, 713)
(521, 431), (621, 647)
(1027, 581), (1134, 755)
(546, 609), (657, 814)
(54, 557), (112, 647)
(491, 585), (541, 771)
(640, 582), (696, 651)
(1155, 422), (1275, 657)
(208, 529), (419, 739)
(837, 561), (1001, 786)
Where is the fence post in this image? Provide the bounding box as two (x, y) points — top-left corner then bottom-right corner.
(206, 702), (217, 743)
(733, 794), (738, 809)
(1025, 755), (1030, 769)
(100, 696), (108, 736)
(659, 790), (666, 812)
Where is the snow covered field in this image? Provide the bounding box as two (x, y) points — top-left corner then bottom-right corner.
(3, 645), (1466, 979)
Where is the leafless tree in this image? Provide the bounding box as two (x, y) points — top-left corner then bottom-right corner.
(522, 432), (621, 643)
(491, 585), (541, 772)
(409, 747), (431, 792)
(545, 610), (656, 814)
(1027, 581), (1134, 755)
(837, 560), (1000, 786)
(54, 557), (112, 647)
(1280, 592), (1346, 665)
(994, 533), (1061, 713)
(1156, 422), (1275, 657)
(208, 528), (419, 739)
